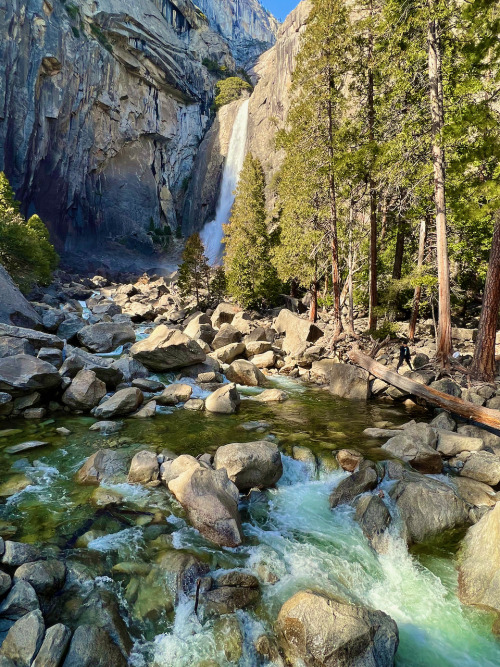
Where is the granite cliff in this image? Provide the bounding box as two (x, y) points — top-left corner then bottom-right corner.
(0, 0), (276, 259)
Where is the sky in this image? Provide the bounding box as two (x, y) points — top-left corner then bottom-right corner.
(263, 0), (298, 22)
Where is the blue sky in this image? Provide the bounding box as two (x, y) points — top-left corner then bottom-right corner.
(264, 0), (298, 22)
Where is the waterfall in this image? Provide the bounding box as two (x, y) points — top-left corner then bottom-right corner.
(200, 98), (250, 265)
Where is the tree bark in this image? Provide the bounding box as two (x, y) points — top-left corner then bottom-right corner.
(348, 207), (355, 334)
(392, 217), (405, 280)
(428, 3), (452, 365)
(367, 8), (377, 332)
(310, 258), (318, 323)
(349, 348), (500, 429)
(409, 216), (428, 341)
(470, 216), (500, 381)
(327, 85), (343, 336)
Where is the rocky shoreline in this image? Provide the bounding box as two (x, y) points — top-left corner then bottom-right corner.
(0, 268), (500, 664)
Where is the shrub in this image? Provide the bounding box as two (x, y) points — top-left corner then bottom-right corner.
(214, 77), (252, 111)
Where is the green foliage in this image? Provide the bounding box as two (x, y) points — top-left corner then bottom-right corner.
(175, 224), (183, 239)
(214, 77), (252, 111)
(368, 320), (401, 340)
(65, 3), (79, 20)
(178, 233), (210, 307)
(210, 266), (227, 303)
(147, 220), (172, 250)
(0, 172), (58, 291)
(90, 23), (113, 53)
(71, 26), (80, 38)
(223, 153), (281, 308)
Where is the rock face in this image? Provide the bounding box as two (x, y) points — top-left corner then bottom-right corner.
(214, 440), (283, 490)
(131, 326), (206, 371)
(0, 263), (42, 328)
(276, 590), (399, 667)
(0, 355), (61, 396)
(459, 503), (500, 613)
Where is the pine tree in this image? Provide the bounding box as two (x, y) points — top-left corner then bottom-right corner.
(177, 233), (210, 307)
(210, 266), (227, 303)
(223, 153), (279, 308)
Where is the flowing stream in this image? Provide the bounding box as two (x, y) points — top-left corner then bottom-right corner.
(0, 379), (499, 665)
(200, 98), (250, 265)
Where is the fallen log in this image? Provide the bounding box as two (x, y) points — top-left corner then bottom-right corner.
(348, 347), (500, 431)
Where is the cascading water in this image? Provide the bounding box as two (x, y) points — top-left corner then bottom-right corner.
(200, 98), (250, 265)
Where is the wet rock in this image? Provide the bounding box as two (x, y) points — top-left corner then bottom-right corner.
(32, 623), (71, 667)
(363, 428), (401, 439)
(205, 383), (240, 414)
(75, 449), (127, 485)
(168, 465), (242, 547)
(90, 487), (124, 508)
(0, 336), (35, 358)
(77, 322), (135, 353)
(459, 502), (500, 614)
(382, 423), (441, 474)
(253, 388), (289, 403)
(2, 542), (43, 567)
(436, 432), (484, 457)
(329, 468), (378, 508)
(460, 451), (500, 485)
(337, 449), (363, 472)
(202, 571), (260, 617)
(4, 441), (48, 455)
(184, 398), (205, 410)
(452, 477), (496, 508)
(211, 303), (241, 328)
(131, 378), (164, 392)
(128, 451), (159, 484)
(276, 590), (399, 667)
(91, 387), (143, 419)
(14, 559), (66, 595)
(292, 445), (317, 472)
(214, 441), (282, 490)
(88, 420), (123, 434)
(0, 264), (42, 329)
(61, 624), (127, 667)
(130, 326), (206, 371)
(225, 359), (266, 386)
(74, 590), (132, 657)
(273, 309), (323, 357)
(0, 475), (31, 497)
(355, 494), (391, 549)
(430, 411), (456, 431)
(0, 580), (39, 619)
(156, 383), (192, 405)
(62, 370), (107, 412)
(0, 609), (44, 665)
(24, 407), (46, 419)
(210, 342), (246, 363)
(389, 470), (469, 545)
(214, 615), (243, 663)
(0, 355), (61, 396)
(429, 378), (462, 397)
(328, 364), (371, 401)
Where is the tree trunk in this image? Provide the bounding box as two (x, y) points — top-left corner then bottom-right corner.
(428, 4), (452, 364)
(470, 216), (500, 381)
(349, 348), (500, 430)
(392, 217), (405, 280)
(310, 258), (318, 323)
(409, 216), (428, 341)
(348, 208), (355, 334)
(327, 88), (343, 336)
(367, 11), (377, 332)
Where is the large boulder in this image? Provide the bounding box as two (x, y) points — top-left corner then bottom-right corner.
(62, 370), (107, 411)
(0, 336), (35, 358)
(459, 502), (500, 613)
(0, 323), (64, 351)
(225, 359), (266, 387)
(77, 322), (135, 353)
(210, 342), (246, 364)
(276, 590), (399, 667)
(183, 314), (215, 344)
(75, 449), (127, 485)
(460, 451), (500, 486)
(59, 347), (124, 387)
(436, 431), (484, 457)
(329, 468), (378, 508)
(110, 356), (148, 384)
(156, 383), (192, 406)
(273, 309), (323, 357)
(0, 263), (41, 328)
(14, 559), (66, 595)
(0, 609), (45, 665)
(91, 387), (143, 419)
(389, 469), (470, 544)
(32, 623), (71, 667)
(212, 324), (242, 350)
(128, 451), (159, 484)
(355, 494), (391, 549)
(328, 364), (370, 401)
(205, 383), (240, 414)
(130, 326), (205, 371)
(61, 625), (127, 667)
(0, 580), (39, 619)
(168, 463), (243, 547)
(0, 355), (61, 396)
(214, 441), (283, 490)
(211, 302), (241, 328)
(382, 423), (441, 474)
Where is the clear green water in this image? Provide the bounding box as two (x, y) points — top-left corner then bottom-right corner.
(0, 378), (498, 666)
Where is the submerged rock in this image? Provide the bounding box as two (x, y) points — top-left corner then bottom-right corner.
(329, 468), (378, 509)
(276, 590), (399, 667)
(214, 441), (283, 490)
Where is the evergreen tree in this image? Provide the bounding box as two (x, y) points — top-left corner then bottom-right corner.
(0, 172), (58, 291)
(223, 153), (280, 308)
(210, 266), (227, 303)
(177, 233), (210, 307)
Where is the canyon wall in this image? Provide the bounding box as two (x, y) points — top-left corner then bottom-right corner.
(0, 0), (275, 257)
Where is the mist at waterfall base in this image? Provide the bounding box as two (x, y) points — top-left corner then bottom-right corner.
(200, 99), (250, 266)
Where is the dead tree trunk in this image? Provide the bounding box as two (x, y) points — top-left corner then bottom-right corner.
(409, 216), (428, 341)
(470, 216), (500, 381)
(349, 348), (500, 429)
(428, 3), (452, 365)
